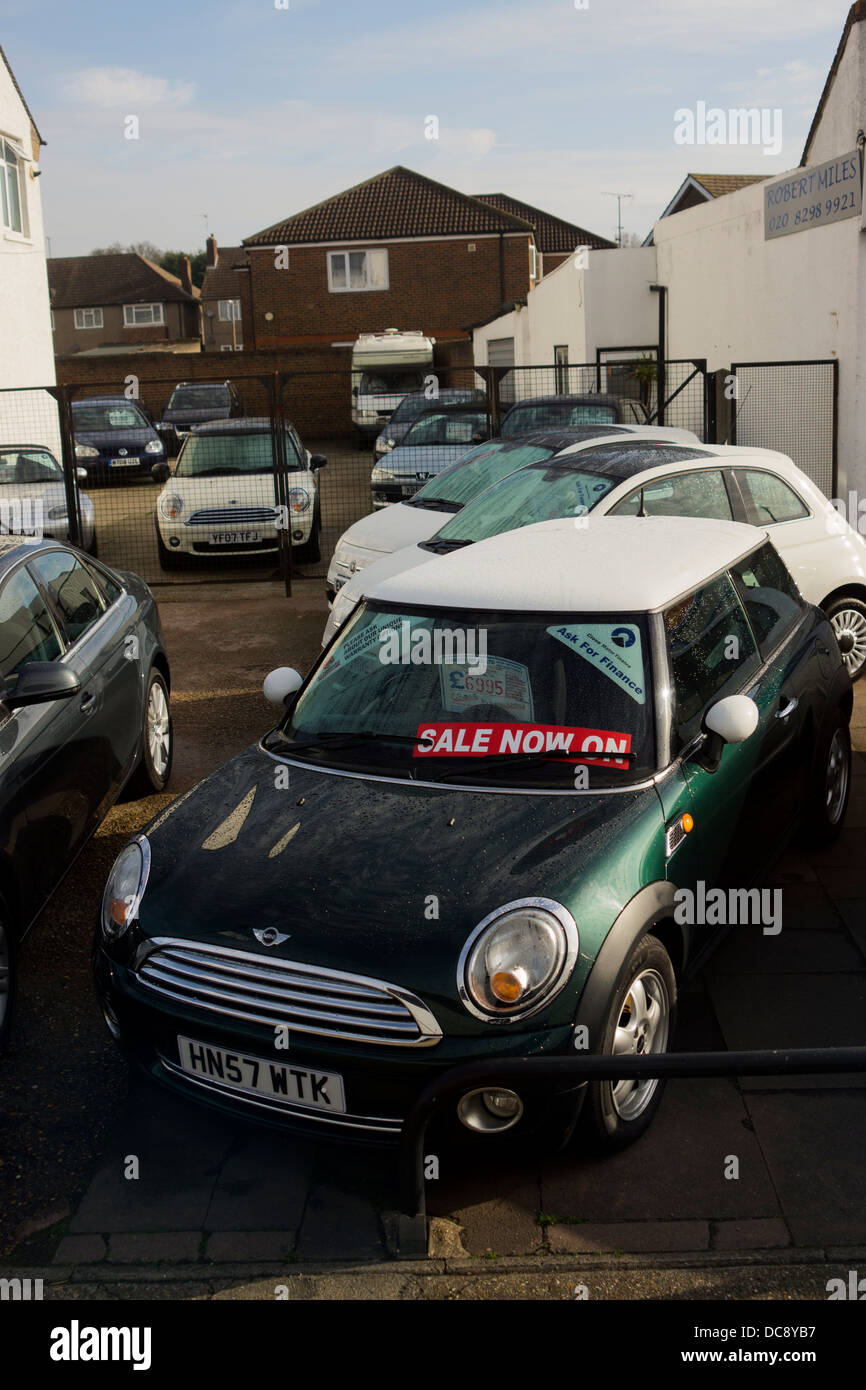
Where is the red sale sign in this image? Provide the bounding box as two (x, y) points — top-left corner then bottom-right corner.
(413, 722), (632, 769)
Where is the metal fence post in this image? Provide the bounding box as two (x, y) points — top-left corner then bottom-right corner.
(47, 382), (83, 549)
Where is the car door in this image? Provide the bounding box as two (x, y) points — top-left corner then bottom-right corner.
(0, 561), (82, 925)
(28, 550), (141, 839)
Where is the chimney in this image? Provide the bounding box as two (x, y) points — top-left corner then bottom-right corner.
(179, 255), (194, 296)
(206, 235), (218, 269)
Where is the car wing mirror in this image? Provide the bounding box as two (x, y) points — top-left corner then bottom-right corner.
(151, 462), (170, 483)
(5, 661), (81, 710)
(309, 454), (327, 470)
(692, 694), (759, 773)
(263, 667), (303, 707)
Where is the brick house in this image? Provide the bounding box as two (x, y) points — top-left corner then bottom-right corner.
(239, 166), (539, 356)
(472, 192), (615, 273)
(200, 237), (250, 352)
(48, 253), (201, 355)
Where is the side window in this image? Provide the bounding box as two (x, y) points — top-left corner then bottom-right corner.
(736, 470), (809, 526)
(0, 567), (63, 693)
(286, 427), (304, 470)
(611, 470), (733, 521)
(88, 561), (123, 607)
(731, 543), (804, 657)
(29, 551), (105, 645)
(665, 573), (760, 743)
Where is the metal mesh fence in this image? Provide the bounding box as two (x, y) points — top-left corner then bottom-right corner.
(730, 360), (838, 497)
(491, 359), (709, 440)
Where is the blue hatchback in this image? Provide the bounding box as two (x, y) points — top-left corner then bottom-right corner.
(72, 397), (165, 481)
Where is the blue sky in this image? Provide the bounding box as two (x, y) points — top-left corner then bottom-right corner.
(0, 0), (855, 256)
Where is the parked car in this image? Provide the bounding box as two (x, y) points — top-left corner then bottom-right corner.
(0, 444), (96, 554)
(328, 441), (866, 678)
(500, 394), (624, 436)
(72, 397), (165, 482)
(328, 424), (701, 602)
(370, 404), (490, 508)
(0, 537), (172, 1051)
(158, 381), (243, 456)
(373, 387), (487, 462)
(152, 418), (326, 570)
(93, 515), (850, 1153)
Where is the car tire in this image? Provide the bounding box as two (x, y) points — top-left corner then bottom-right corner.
(130, 668), (173, 795)
(804, 710), (851, 846)
(0, 906), (17, 1056)
(295, 503), (321, 564)
(825, 596), (866, 681)
(576, 933), (677, 1152)
(156, 526), (184, 571)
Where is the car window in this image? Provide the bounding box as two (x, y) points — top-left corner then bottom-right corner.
(29, 551), (105, 645)
(0, 449), (63, 485)
(88, 561), (123, 607)
(0, 566), (63, 692)
(433, 465), (617, 544)
(736, 469), (809, 525)
(665, 574), (760, 743)
(610, 470), (733, 520)
(731, 543), (804, 657)
(72, 403), (149, 431)
(402, 413), (487, 447)
(287, 427), (304, 467)
(176, 431), (300, 476)
(412, 442), (558, 507)
(502, 402), (619, 435)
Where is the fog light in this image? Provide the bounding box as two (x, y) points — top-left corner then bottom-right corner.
(457, 1087), (524, 1134)
(293, 530), (303, 540)
(169, 536), (180, 547)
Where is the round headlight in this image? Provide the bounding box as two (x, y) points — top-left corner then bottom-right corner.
(145, 439), (164, 454)
(101, 837), (150, 942)
(458, 898), (578, 1023)
(159, 493), (183, 520)
(75, 443), (99, 459)
(289, 487), (310, 512)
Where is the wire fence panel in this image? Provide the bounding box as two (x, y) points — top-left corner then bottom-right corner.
(730, 360), (838, 497)
(490, 359), (709, 440)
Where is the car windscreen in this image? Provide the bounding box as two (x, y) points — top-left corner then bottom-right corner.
(502, 401), (619, 435)
(167, 386), (230, 410)
(410, 442), (563, 509)
(399, 411), (488, 448)
(72, 403), (150, 431)
(175, 431), (302, 476)
(0, 449), (63, 484)
(359, 371), (425, 395)
(430, 463), (619, 545)
(268, 604), (655, 788)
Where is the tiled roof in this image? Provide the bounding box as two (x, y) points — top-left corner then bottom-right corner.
(201, 247), (249, 300)
(48, 254), (199, 308)
(0, 44), (43, 145)
(472, 193), (615, 251)
(244, 166), (534, 246)
(689, 173), (769, 198)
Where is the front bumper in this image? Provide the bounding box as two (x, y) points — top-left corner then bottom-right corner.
(157, 514), (312, 557)
(371, 481), (422, 508)
(94, 943), (582, 1149)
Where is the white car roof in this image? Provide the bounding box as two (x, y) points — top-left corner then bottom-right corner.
(363, 515), (767, 614)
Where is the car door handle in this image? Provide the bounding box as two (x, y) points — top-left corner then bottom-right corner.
(80, 691), (97, 715)
(776, 696), (799, 721)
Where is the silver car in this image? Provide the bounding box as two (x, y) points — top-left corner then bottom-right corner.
(0, 445), (96, 554)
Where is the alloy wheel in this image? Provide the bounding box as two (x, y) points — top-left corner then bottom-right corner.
(147, 682), (171, 778)
(830, 608), (866, 677)
(610, 968), (670, 1121)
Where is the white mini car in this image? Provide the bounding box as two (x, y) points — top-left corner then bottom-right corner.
(324, 441), (866, 679)
(154, 418), (325, 570)
(327, 424), (700, 602)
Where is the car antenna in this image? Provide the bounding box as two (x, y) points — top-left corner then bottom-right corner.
(637, 487), (648, 518)
(722, 382), (753, 446)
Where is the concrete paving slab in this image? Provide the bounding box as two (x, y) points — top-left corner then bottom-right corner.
(205, 1231), (296, 1262)
(203, 1134), (312, 1231)
(295, 1185), (384, 1261)
(708, 925), (862, 974)
(548, 1220), (709, 1254)
(713, 1218), (790, 1250)
(107, 1232), (202, 1263)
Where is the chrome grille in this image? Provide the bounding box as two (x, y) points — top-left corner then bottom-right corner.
(135, 939), (442, 1048)
(186, 506), (278, 526)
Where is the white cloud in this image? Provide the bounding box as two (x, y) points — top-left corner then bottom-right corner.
(62, 68), (196, 109)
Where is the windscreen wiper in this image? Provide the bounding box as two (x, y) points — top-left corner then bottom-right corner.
(408, 497), (461, 512)
(419, 537), (474, 554)
(428, 748), (640, 782)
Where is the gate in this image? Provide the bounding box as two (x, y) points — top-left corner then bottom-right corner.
(730, 359), (838, 497)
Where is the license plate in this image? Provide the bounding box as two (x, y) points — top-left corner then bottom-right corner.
(400, 485), (417, 496)
(208, 530), (262, 545)
(110, 456), (140, 467)
(177, 1036), (346, 1112)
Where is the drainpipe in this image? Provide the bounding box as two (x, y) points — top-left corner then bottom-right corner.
(650, 284), (667, 425)
(498, 231), (506, 307)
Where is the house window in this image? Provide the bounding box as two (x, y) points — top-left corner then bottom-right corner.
(123, 303), (165, 327)
(327, 249), (388, 293)
(218, 299), (242, 321)
(0, 139), (24, 234)
(74, 307), (104, 330)
(554, 344), (569, 394)
(529, 244), (538, 280)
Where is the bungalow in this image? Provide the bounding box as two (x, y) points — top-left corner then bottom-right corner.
(48, 253), (201, 356)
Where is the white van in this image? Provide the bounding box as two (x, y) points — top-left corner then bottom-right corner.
(351, 329), (435, 447)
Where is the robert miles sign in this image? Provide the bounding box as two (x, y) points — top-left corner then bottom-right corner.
(764, 150), (862, 240)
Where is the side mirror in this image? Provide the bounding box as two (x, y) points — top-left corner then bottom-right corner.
(309, 454), (327, 470)
(471, 432), (487, 444)
(695, 694), (759, 772)
(4, 661), (80, 709)
(76, 467), (88, 482)
(263, 667), (303, 706)
(151, 462), (170, 483)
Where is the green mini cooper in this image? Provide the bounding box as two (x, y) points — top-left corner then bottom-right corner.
(94, 516), (852, 1153)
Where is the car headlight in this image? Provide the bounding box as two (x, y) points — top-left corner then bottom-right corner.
(358, 410), (379, 424)
(159, 493), (183, 520)
(458, 898), (578, 1023)
(145, 439), (164, 454)
(289, 487), (310, 512)
(371, 467), (396, 483)
(47, 506), (67, 520)
(75, 443), (99, 459)
(101, 837), (150, 943)
(382, 439), (396, 451)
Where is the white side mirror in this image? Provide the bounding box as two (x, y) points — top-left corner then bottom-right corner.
(263, 667), (303, 706)
(704, 694), (759, 745)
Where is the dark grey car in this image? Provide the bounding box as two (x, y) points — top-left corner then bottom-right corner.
(0, 537), (172, 1050)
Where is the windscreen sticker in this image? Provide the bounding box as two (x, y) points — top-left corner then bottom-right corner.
(440, 655), (534, 721)
(547, 623), (646, 705)
(318, 612), (396, 680)
(413, 722), (632, 769)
